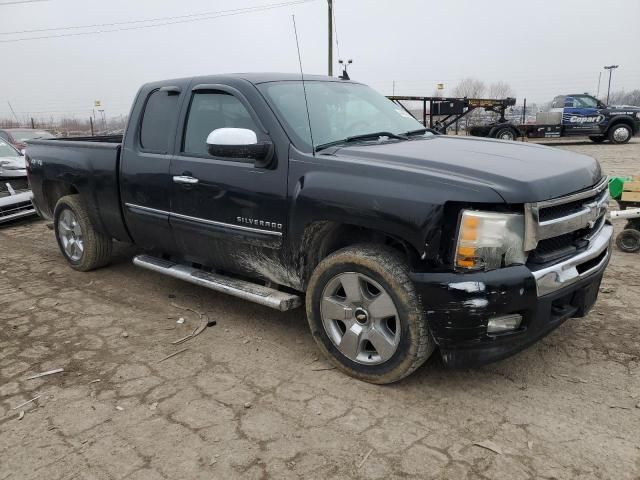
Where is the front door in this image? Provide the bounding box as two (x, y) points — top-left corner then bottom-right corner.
(169, 84), (288, 278)
(561, 95), (603, 135)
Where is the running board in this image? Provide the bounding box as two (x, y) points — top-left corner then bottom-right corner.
(133, 254), (302, 311)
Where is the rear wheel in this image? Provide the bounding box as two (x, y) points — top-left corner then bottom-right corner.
(589, 135), (606, 143)
(493, 126), (517, 141)
(616, 229), (640, 253)
(306, 244), (434, 384)
(608, 124), (632, 144)
(54, 195), (112, 271)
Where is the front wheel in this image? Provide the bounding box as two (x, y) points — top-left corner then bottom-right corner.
(54, 195), (112, 271)
(306, 244), (434, 384)
(608, 124), (632, 144)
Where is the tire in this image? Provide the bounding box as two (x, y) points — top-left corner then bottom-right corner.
(608, 124), (632, 144)
(589, 136), (606, 143)
(306, 244), (434, 384)
(53, 195), (112, 271)
(615, 229), (640, 253)
(493, 126), (517, 141)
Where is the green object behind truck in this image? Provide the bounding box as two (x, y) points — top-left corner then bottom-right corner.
(609, 176), (633, 200)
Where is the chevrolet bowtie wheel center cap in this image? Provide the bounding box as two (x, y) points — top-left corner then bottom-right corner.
(354, 307), (369, 325)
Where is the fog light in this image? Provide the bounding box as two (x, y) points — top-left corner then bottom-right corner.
(487, 314), (522, 334)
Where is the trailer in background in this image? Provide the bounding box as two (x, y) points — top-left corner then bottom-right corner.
(609, 177), (640, 253)
(387, 95), (516, 135)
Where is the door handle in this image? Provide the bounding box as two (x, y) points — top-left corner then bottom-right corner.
(173, 175), (199, 185)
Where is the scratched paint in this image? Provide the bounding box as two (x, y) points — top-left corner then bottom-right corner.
(463, 298), (489, 308)
(448, 281), (486, 293)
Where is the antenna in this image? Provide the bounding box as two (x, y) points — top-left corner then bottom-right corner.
(292, 14), (315, 154)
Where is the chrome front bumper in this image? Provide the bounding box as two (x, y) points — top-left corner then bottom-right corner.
(0, 189), (36, 224)
(532, 223), (613, 296)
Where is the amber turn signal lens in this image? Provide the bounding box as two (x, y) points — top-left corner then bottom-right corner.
(456, 258), (475, 268)
(457, 246), (476, 257)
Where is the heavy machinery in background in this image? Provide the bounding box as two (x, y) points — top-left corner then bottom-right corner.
(388, 93), (640, 144)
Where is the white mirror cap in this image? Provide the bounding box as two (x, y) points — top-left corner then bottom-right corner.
(206, 128), (257, 146)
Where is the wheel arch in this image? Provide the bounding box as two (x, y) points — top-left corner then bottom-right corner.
(298, 221), (423, 288)
(607, 116), (637, 135)
(42, 179), (79, 217)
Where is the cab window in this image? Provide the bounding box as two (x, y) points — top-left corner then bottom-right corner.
(182, 91), (259, 156)
(573, 95), (598, 108)
(139, 89), (180, 153)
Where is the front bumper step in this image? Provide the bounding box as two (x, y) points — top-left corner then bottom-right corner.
(133, 254), (302, 311)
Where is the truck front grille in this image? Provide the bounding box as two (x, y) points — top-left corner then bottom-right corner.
(525, 178), (609, 265)
(537, 191), (603, 222)
(0, 178), (30, 195)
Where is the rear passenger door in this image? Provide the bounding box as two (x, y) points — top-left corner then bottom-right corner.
(120, 85), (185, 254)
(168, 84), (288, 273)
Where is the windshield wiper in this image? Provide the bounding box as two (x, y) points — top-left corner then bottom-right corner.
(402, 128), (440, 136)
(315, 131), (407, 152)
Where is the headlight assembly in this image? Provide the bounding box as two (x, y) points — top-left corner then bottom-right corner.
(455, 210), (527, 271)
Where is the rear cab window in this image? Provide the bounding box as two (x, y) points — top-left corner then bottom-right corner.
(139, 89), (181, 153)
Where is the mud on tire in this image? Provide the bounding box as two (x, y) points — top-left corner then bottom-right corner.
(53, 194), (113, 271)
(306, 244), (435, 384)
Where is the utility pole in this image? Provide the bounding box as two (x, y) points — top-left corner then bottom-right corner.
(327, 0), (333, 76)
(604, 65), (619, 104)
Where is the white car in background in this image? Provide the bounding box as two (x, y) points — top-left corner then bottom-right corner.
(0, 138), (36, 224)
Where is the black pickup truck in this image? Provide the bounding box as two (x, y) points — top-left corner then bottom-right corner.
(26, 73), (613, 384)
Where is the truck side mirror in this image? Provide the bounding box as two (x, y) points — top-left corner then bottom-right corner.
(206, 128), (274, 168)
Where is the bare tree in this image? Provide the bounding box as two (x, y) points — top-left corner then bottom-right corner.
(452, 78), (486, 98)
(608, 89), (640, 106)
(487, 81), (515, 99)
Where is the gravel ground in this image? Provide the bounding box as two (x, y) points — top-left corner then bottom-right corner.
(1, 139), (639, 479)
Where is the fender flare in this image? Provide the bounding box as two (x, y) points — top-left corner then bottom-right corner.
(605, 115), (638, 135)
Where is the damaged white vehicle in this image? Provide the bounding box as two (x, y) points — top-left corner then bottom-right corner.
(0, 139), (36, 224)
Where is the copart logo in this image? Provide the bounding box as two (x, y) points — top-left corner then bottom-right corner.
(569, 114), (605, 124)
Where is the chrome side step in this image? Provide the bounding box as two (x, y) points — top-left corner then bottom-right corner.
(133, 254), (302, 311)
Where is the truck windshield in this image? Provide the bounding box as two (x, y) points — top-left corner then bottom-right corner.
(9, 130), (55, 142)
(258, 81), (425, 151)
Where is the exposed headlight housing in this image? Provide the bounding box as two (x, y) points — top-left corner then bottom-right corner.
(455, 210), (527, 271)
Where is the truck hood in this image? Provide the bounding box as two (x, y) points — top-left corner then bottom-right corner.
(332, 135), (602, 203)
(0, 155), (27, 178)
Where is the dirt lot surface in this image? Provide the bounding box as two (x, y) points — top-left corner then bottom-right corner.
(1, 139), (639, 479)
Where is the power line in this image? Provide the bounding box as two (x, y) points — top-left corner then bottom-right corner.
(0, 0), (310, 35)
(0, 0), (50, 5)
(0, 0), (315, 42)
(332, 0), (340, 60)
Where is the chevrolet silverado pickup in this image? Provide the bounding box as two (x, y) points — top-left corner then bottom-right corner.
(26, 73), (613, 384)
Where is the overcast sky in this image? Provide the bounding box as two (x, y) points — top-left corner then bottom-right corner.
(1, 0), (639, 120)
